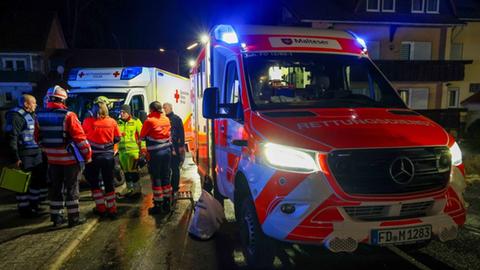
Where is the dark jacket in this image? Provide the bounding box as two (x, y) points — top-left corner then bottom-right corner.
(166, 112), (185, 153)
(5, 108), (42, 166)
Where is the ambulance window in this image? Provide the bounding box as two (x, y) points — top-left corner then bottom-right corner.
(224, 61), (240, 104)
(130, 95), (144, 118)
(345, 64), (382, 102)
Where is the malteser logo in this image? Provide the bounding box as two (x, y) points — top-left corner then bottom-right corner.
(281, 38), (293, 45)
(269, 37), (342, 50)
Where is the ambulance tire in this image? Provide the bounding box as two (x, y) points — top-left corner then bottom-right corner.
(239, 194), (276, 268)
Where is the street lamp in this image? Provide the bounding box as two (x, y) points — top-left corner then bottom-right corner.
(186, 42), (199, 50)
(188, 59), (196, 68)
(159, 48), (165, 52)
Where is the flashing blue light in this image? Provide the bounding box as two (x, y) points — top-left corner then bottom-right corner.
(356, 37), (367, 51)
(214, 25), (239, 44)
(68, 68), (80, 81)
(121, 67), (142, 80)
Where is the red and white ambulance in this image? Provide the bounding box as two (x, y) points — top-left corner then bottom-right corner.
(190, 25), (466, 267)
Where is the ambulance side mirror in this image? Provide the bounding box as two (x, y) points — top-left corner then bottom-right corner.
(203, 87), (219, 119)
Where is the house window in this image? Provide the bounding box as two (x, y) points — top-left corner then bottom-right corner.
(470, 83), (480, 93)
(382, 0), (395, 12)
(367, 0), (380, 12)
(412, 0), (425, 13)
(2, 58), (28, 71)
(426, 0), (439, 13)
(400, 41), (432, 60)
(398, 89), (410, 105)
(399, 88), (429, 109)
(448, 88), (459, 108)
(450, 43), (463, 60)
(367, 41), (381, 60)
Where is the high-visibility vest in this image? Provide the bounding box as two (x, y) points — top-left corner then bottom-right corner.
(5, 107), (39, 150)
(118, 117), (143, 152)
(36, 109), (69, 148)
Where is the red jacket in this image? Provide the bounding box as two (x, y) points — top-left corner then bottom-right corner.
(140, 112), (171, 152)
(35, 102), (92, 165)
(82, 116), (121, 154)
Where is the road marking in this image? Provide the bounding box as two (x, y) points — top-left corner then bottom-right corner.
(387, 246), (432, 270)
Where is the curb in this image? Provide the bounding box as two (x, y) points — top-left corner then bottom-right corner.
(42, 218), (99, 270)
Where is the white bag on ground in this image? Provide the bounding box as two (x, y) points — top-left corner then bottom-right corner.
(188, 190), (225, 240)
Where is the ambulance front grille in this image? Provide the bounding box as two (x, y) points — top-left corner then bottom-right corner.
(327, 147), (451, 196)
(343, 200), (434, 221)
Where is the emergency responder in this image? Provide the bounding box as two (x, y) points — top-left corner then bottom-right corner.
(36, 86), (92, 227)
(140, 101), (172, 214)
(5, 94), (47, 217)
(83, 97), (121, 219)
(162, 103), (185, 199)
(118, 104), (144, 197)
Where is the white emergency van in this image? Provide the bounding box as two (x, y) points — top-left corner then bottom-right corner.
(67, 67), (192, 138)
(191, 25), (466, 268)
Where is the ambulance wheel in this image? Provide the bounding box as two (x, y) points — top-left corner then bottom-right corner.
(239, 194), (276, 268)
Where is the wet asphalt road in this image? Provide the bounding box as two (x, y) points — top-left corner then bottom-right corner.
(62, 158), (479, 270)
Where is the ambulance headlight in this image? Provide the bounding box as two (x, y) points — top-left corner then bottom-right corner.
(450, 142), (462, 166)
(263, 143), (319, 173)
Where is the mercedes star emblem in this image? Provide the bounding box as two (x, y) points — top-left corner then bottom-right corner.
(389, 156), (415, 185)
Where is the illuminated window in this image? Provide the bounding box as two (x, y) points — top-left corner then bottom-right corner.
(448, 88), (459, 108)
(367, 0), (380, 12)
(412, 0), (424, 13)
(382, 0), (395, 12)
(398, 89), (410, 105)
(426, 0), (439, 13)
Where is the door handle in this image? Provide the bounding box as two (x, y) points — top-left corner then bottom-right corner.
(231, 140), (248, 147)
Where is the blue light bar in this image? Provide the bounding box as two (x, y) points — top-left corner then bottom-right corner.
(356, 37), (367, 51)
(68, 68), (80, 81)
(121, 67), (142, 80)
(213, 25), (239, 44)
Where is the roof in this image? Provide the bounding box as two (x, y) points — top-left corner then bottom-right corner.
(235, 25), (354, 39)
(0, 11), (59, 51)
(461, 92), (480, 105)
(455, 0), (480, 20)
(283, 0), (463, 26)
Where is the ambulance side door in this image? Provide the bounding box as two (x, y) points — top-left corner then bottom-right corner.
(216, 59), (243, 199)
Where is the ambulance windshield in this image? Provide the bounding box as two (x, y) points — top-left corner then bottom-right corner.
(244, 53), (406, 110)
(67, 92), (127, 121)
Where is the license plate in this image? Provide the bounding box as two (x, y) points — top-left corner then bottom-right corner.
(371, 225), (432, 245)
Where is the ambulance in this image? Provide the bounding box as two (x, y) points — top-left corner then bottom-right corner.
(190, 25), (466, 267)
(67, 67), (192, 139)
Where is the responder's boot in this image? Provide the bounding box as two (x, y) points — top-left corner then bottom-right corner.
(51, 214), (67, 227)
(121, 181), (133, 197)
(148, 202), (163, 215)
(68, 216), (86, 228)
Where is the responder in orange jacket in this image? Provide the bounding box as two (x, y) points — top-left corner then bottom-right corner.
(82, 97), (121, 219)
(139, 101), (172, 214)
(35, 85), (92, 227)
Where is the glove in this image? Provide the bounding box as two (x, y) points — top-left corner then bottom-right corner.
(137, 156), (147, 169)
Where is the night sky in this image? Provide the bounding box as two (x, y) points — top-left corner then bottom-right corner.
(1, 0), (279, 51)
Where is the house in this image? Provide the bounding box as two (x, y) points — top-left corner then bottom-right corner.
(454, 0), (480, 134)
(0, 11), (67, 108)
(281, 0), (475, 134)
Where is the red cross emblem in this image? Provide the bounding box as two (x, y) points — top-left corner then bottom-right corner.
(79, 72), (85, 78)
(113, 71), (120, 77)
(174, 89), (180, 103)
